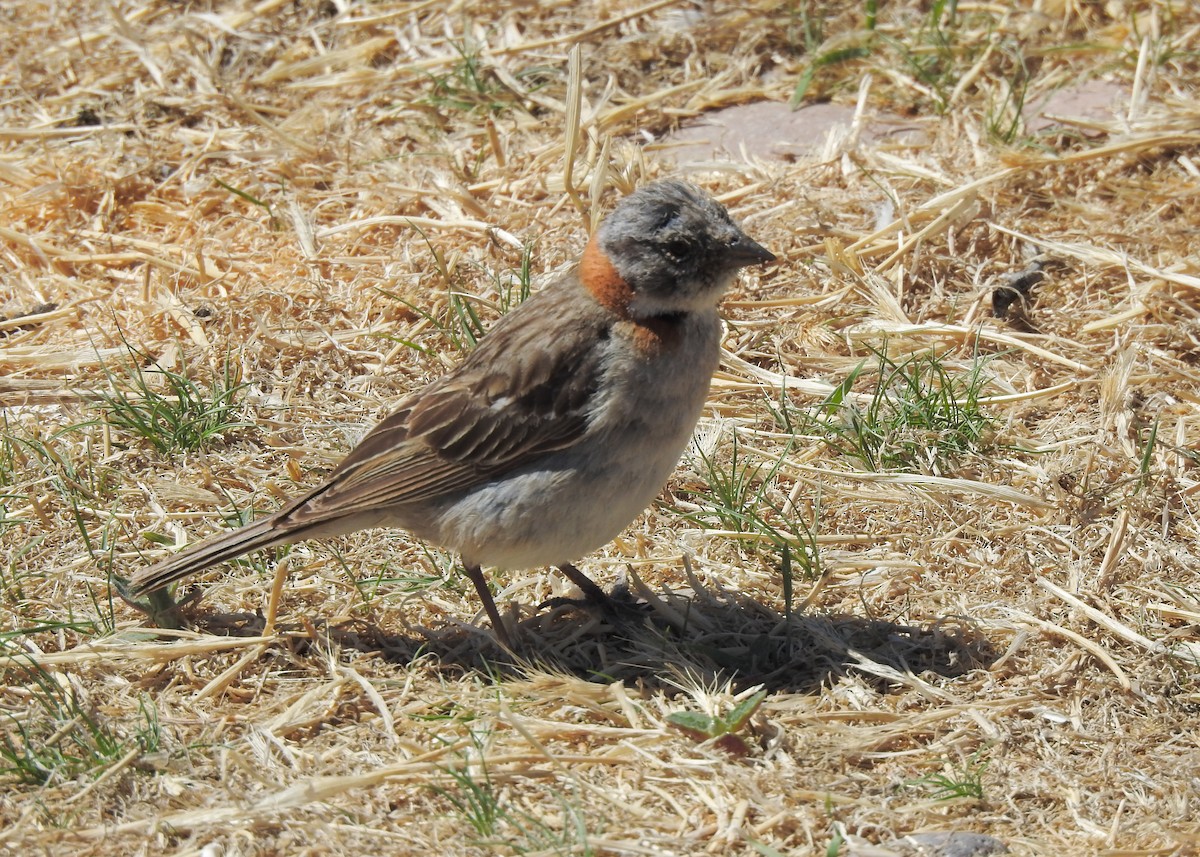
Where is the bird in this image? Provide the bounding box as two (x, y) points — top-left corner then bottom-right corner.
(124, 179), (776, 645)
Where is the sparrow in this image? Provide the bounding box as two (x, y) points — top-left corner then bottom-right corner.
(124, 180), (776, 645)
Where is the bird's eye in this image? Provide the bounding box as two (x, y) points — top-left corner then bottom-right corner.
(660, 238), (691, 261)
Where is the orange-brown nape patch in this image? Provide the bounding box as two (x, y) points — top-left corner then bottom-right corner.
(580, 233), (681, 355)
(580, 232), (635, 319)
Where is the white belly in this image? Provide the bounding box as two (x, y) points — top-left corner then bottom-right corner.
(429, 313), (720, 569)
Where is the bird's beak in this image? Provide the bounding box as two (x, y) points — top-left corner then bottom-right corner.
(727, 232), (777, 267)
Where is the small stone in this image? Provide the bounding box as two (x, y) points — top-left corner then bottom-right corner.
(870, 831), (1009, 857)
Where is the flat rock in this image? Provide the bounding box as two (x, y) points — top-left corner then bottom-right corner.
(654, 80), (1130, 165)
(653, 101), (924, 164)
(853, 831), (1009, 857)
(1023, 79), (1128, 133)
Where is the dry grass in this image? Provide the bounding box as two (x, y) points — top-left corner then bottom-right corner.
(2, 1), (1200, 854)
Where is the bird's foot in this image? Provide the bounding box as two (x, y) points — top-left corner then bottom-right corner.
(537, 572), (645, 617)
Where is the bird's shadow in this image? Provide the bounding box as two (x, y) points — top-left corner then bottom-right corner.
(206, 575), (999, 695)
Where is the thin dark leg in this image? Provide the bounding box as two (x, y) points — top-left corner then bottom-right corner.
(463, 564), (512, 648)
(556, 563), (618, 610)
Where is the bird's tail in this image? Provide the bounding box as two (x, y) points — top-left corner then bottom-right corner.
(126, 511), (294, 597)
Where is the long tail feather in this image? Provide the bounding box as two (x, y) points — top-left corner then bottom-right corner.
(127, 512), (294, 597)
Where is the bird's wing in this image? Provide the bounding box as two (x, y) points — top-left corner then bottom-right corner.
(285, 287), (608, 520)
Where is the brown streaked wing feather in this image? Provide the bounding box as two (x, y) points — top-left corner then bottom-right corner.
(285, 283), (609, 520)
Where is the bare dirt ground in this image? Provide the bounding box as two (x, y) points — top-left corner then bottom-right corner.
(2, 1), (1199, 855)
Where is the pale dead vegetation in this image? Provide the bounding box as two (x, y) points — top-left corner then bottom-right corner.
(2, 1), (1200, 855)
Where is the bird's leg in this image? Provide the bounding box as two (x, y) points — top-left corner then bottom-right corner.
(463, 564), (513, 648)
